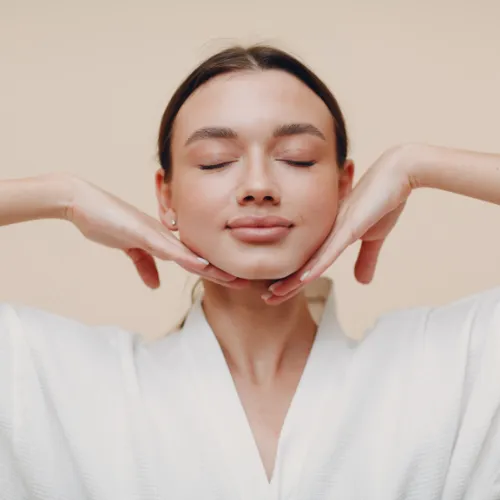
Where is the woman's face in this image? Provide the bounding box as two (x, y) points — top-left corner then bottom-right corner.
(157, 69), (353, 280)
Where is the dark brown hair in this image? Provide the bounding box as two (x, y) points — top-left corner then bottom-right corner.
(157, 44), (349, 181)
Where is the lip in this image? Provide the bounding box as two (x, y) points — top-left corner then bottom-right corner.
(226, 215), (294, 244)
(226, 215), (293, 229)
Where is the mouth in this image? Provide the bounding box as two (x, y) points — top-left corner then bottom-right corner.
(226, 216), (294, 244)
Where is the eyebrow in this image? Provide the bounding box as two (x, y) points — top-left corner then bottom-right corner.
(184, 122), (326, 146)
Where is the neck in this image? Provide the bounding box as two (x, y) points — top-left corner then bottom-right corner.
(201, 280), (317, 384)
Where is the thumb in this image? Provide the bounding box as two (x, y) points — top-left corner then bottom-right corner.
(124, 248), (160, 289)
(354, 238), (385, 284)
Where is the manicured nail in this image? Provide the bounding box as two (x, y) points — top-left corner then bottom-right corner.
(300, 270), (311, 282)
(197, 257), (210, 266)
(261, 292), (273, 301)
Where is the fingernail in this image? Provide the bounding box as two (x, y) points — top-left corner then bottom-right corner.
(261, 292), (273, 301)
(220, 276), (237, 282)
(197, 257), (210, 266)
(300, 271), (311, 282)
(268, 283), (279, 293)
(269, 283), (295, 297)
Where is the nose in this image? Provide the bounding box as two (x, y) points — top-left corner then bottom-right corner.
(235, 158), (281, 206)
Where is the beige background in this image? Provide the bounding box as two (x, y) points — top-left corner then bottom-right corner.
(1, 0), (499, 339)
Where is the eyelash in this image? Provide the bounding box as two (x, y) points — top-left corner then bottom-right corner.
(199, 160), (316, 170)
(199, 161), (233, 170)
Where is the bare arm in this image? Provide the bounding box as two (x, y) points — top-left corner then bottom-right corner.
(0, 173), (239, 288)
(407, 144), (500, 205)
(268, 143), (500, 298)
(0, 173), (75, 226)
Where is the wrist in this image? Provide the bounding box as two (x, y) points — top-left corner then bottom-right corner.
(40, 172), (82, 221)
(392, 143), (439, 190)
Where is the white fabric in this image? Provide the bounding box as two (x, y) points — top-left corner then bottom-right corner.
(1, 278), (499, 500)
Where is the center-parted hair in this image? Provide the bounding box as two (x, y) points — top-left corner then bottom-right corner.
(158, 45), (350, 328)
(157, 45), (349, 181)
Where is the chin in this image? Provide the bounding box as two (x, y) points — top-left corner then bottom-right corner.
(235, 269), (292, 281)
(215, 255), (303, 281)
(188, 236), (319, 281)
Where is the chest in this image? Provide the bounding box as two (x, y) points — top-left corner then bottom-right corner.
(20, 342), (475, 500)
(133, 364), (466, 500)
(232, 373), (304, 482)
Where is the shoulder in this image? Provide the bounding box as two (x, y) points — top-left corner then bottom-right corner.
(352, 287), (500, 420)
(0, 301), (139, 364)
(357, 286), (500, 394)
(358, 286), (500, 365)
(417, 285), (500, 353)
(368, 285), (500, 339)
(429, 285), (500, 322)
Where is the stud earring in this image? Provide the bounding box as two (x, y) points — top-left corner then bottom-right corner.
(171, 219), (177, 227)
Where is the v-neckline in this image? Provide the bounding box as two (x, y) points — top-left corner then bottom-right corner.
(181, 281), (354, 500)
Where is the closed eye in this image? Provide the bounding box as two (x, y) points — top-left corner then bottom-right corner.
(199, 161), (233, 170)
(282, 160), (317, 167)
(199, 159), (317, 170)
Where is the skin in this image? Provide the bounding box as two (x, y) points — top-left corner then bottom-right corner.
(268, 143), (500, 303)
(155, 69), (354, 479)
(158, 70), (353, 280)
(152, 70), (500, 479)
(5, 68), (499, 483)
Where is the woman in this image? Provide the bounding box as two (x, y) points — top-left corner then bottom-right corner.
(1, 45), (499, 499)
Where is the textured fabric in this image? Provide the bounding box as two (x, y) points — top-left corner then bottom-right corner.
(0, 278), (499, 500)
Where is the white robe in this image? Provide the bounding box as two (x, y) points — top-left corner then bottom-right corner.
(1, 278), (499, 499)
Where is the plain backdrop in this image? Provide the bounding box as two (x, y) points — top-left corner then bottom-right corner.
(1, 0), (499, 339)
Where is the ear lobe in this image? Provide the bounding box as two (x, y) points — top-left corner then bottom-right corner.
(160, 209), (178, 231)
(155, 168), (177, 231)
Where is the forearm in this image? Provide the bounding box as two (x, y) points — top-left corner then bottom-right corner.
(0, 173), (75, 227)
(405, 144), (500, 205)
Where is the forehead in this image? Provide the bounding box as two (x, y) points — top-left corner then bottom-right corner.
(172, 69), (334, 143)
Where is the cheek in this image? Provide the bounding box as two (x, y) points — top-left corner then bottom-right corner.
(297, 178), (339, 231)
(172, 179), (226, 249)
(174, 175), (222, 217)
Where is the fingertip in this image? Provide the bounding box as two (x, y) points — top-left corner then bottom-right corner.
(146, 277), (160, 289)
(183, 257), (209, 271)
(354, 266), (373, 285)
(300, 270), (311, 282)
(267, 286), (285, 297)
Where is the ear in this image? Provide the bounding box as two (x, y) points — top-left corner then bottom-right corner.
(155, 168), (177, 231)
(338, 159), (355, 203)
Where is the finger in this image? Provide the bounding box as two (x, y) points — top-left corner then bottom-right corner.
(125, 248), (160, 289)
(183, 272), (250, 289)
(126, 248), (246, 289)
(177, 262), (250, 287)
(142, 233), (240, 282)
(354, 238), (385, 284)
(207, 277), (251, 289)
(304, 225), (357, 281)
(262, 285), (304, 306)
(269, 225), (354, 297)
(267, 266), (308, 298)
(198, 264), (241, 283)
(179, 263), (241, 283)
(140, 233), (212, 272)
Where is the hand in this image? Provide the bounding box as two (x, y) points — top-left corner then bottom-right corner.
(65, 176), (246, 289)
(266, 146), (414, 304)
